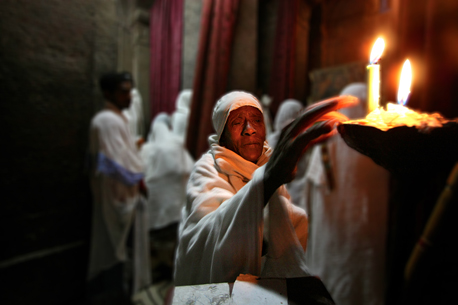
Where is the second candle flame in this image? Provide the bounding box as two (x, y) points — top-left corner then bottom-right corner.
(397, 59), (412, 106)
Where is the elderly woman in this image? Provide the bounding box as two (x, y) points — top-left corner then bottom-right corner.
(174, 91), (355, 288)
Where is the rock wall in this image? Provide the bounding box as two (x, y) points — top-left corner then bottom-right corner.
(0, 1), (120, 304)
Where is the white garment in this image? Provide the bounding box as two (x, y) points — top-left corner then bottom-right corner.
(88, 102), (150, 294)
(141, 114), (194, 230)
(122, 88), (144, 140)
(171, 89), (192, 142)
(304, 83), (389, 305)
(174, 91), (311, 286)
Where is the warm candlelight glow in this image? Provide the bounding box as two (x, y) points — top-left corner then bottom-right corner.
(369, 38), (385, 64)
(397, 59), (412, 106)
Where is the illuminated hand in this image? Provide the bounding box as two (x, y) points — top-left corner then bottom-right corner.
(263, 95), (358, 203)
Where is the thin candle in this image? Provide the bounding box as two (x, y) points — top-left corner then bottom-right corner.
(367, 38), (385, 113)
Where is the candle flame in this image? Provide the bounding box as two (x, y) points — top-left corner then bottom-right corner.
(370, 38), (385, 64)
(397, 59), (412, 106)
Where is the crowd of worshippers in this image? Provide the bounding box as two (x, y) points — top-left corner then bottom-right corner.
(86, 72), (388, 305)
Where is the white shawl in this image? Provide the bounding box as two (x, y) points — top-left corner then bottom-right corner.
(174, 142), (311, 285)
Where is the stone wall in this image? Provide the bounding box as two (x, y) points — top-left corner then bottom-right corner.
(182, 0), (203, 90)
(0, 1), (120, 304)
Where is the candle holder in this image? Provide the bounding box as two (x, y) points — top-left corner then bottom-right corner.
(337, 121), (458, 176)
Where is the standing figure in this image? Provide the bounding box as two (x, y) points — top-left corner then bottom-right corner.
(122, 87), (145, 142)
(171, 89), (192, 143)
(304, 83), (389, 305)
(87, 72), (150, 301)
(140, 113), (194, 281)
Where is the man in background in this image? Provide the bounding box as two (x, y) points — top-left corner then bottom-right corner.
(87, 72), (150, 303)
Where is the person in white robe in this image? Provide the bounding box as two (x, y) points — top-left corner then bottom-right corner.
(122, 87), (145, 142)
(267, 99), (303, 149)
(141, 113), (194, 230)
(261, 94), (274, 136)
(140, 112), (194, 281)
(88, 72), (150, 298)
(171, 89), (192, 143)
(304, 83), (389, 305)
(174, 91), (357, 297)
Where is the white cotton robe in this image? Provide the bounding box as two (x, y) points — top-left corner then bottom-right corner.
(174, 91), (312, 286)
(140, 114), (194, 230)
(304, 83), (389, 305)
(88, 102), (150, 293)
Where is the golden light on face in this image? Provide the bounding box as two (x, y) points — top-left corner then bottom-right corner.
(221, 106), (266, 163)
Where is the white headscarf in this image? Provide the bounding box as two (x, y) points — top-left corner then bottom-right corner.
(147, 112), (171, 143)
(175, 89), (192, 112)
(172, 90), (193, 142)
(267, 99), (303, 149)
(208, 91), (263, 146)
(122, 88), (144, 140)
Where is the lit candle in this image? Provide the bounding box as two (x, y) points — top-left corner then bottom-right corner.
(367, 38), (385, 113)
(380, 59), (413, 123)
(350, 59), (445, 130)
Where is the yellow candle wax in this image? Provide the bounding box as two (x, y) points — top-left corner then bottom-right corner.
(367, 64), (380, 113)
(367, 37), (385, 114)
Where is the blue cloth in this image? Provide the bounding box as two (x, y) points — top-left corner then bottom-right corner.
(97, 152), (144, 186)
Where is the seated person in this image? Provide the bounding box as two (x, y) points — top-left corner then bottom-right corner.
(174, 91), (355, 290)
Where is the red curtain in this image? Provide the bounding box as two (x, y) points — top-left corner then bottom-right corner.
(268, 0), (299, 118)
(186, 0), (240, 159)
(149, 0), (184, 119)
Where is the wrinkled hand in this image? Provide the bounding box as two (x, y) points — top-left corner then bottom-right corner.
(263, 95), (358, 203)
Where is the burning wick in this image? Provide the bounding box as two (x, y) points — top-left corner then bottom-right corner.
(367, 37), (385, 113)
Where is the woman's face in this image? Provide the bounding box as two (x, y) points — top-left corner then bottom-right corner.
(221, 106), (266, 163)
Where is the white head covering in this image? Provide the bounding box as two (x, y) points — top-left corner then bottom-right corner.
(172, 90), (193, 142)
(122, 88), (144, 140)
(147, 112), (172, 143)
(267, 99), (303, 149)
(273, 99), (303, 131)
(209, 91), (263, 145)
(175, 89), (193, 112)
(339, 83), (367, 119)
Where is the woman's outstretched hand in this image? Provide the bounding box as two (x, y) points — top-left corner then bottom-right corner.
(263, 95), (358, 203)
